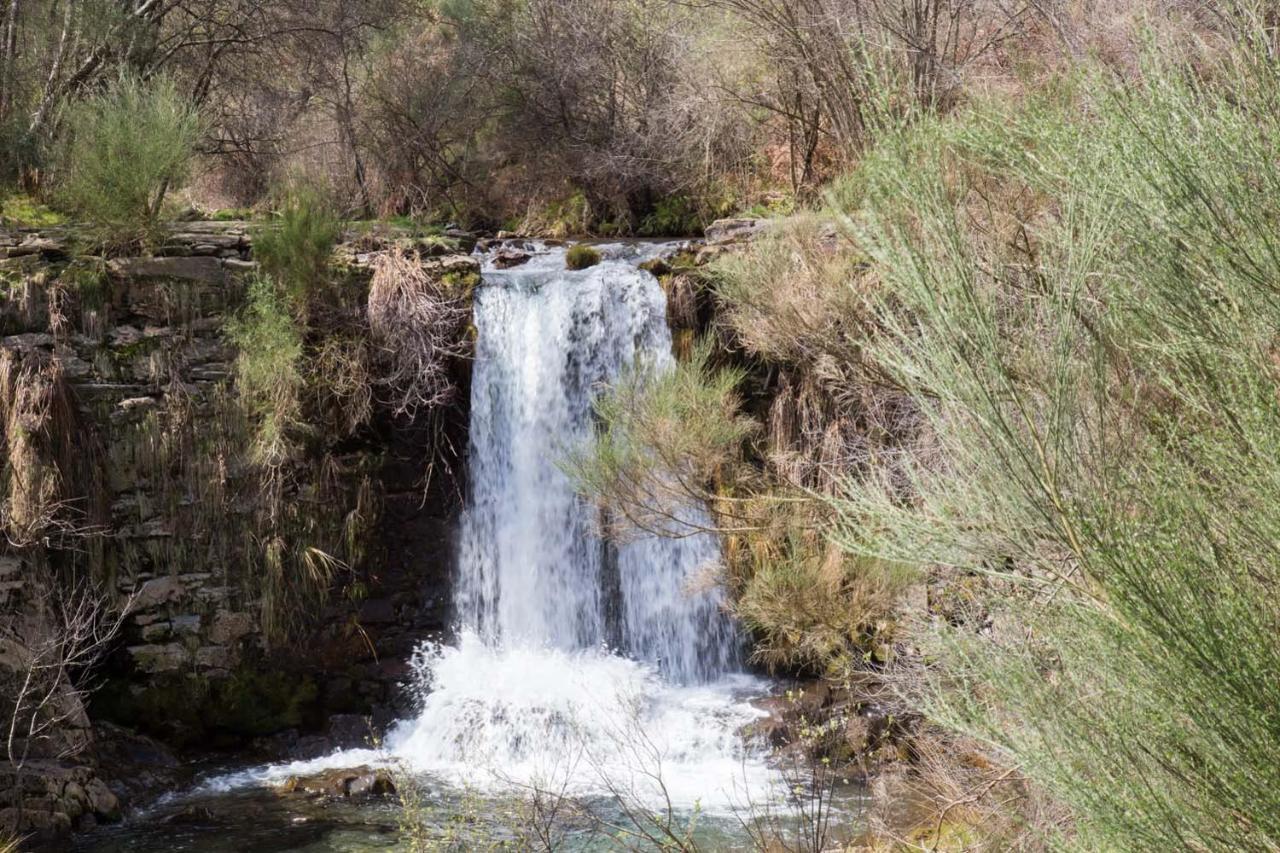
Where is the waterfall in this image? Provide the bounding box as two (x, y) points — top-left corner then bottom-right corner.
(383, 244), (772, 809)
(203, 244), (776, 815)
(454, 246), (739, 683)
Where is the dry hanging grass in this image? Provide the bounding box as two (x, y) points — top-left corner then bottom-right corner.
(367, 251), (470, 418)
(0, 351), (100, 548)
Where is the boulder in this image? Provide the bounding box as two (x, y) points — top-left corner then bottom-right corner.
(209, 610), (255, 646)
(1, 332), (54, 349)
(703, 217), (772, 244)
(222, 258), (257, 273)
(278, 766), (396, 799)
(492, 248), (531, 269)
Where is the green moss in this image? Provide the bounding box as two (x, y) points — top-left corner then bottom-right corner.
(565, 244), (602, 270)
(210, 207), (256, 221)
(60, 257), (110, 309)
(440, 269), (480, 297)
(213, 669), (319, 737)
(522, 191), (591, 238)
(0, 193), (66, 228)
(639, 194), (703, 237)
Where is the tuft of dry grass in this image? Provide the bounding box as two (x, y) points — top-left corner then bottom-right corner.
(310, 334), (374, 435)
(0, 350), (103, 550)
(728, 496), (914, 674)
(863, 725), (1068, 852)
(367, 251), (471, 418)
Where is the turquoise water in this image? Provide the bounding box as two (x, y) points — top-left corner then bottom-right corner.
(72, 774), (864, 851)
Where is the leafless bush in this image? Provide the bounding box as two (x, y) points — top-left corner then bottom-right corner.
(367, 252), (470, 419)
(2, 580), (134, 774)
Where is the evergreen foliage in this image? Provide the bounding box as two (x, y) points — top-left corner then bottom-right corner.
(54, 74), (200, 245)
(832, 20), (1280, 849)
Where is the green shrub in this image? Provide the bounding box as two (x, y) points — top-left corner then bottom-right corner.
(832, 24), (1280, 850)
(565, 244), (602, 270)
(226, 275), (304, 467)
(252, 184), (342, 307)
(54, 74), (201, 245)
(639, 194), (702, 237)
(565, 341), (754, 537)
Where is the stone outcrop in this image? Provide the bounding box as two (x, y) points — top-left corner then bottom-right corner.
(0, 221), (475, 841)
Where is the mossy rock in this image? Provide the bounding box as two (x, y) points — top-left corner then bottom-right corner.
(92, 668), (321, 749)
(60, 257), (111, 309)
(638, 257), (670, 276)
(566, 244), (602, 270)
(440, 269), (480, 298)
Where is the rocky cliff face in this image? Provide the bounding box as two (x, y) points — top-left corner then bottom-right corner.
(0, 222), (476, 840)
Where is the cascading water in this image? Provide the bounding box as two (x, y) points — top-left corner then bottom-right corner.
(453, 244), (739, 683)
(384, 244), (773, 809)
(201, 243), (776, 815)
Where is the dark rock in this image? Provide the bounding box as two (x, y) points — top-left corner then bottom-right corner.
(492, 248), (531, 269)
(358, 598), (397, 624)
(444, 229), (479, 252)
(4, 236), (67, 259)
(638, 257), (670, 276)
(325, 714), (373, 749)
(2, 332), (54, 349)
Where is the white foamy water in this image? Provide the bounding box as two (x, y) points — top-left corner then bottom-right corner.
(456, 242), (739, 682)
(202, 242), (778, 814)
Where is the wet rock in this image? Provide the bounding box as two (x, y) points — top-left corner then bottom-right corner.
(132, 576), (186, 609)
(357, 598), (396, 625)
(92, 723), (185, 808)
(85, 778), (121, 820)
(278, 766), (396, 799)
(492, 248), (531, 269)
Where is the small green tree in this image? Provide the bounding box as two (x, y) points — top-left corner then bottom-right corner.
(55, 74), (201, 244)
(253, 183), (343, 307)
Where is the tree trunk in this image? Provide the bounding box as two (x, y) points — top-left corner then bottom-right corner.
(0, 0), (20, 122)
